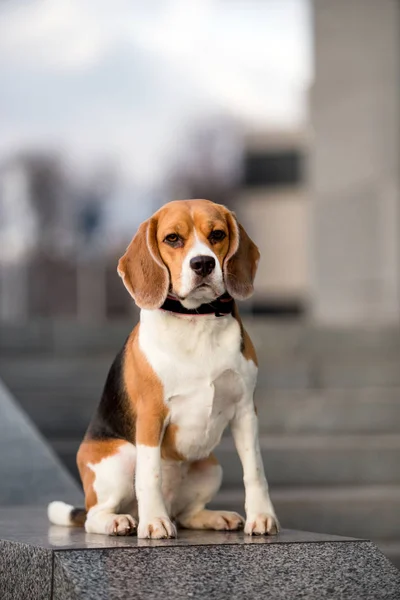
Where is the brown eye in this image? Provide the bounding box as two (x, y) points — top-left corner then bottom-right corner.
(164, 233), (182, 246)
(209, 230), (226, 244)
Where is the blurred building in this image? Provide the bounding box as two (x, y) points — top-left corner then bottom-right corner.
(0, 153), (133, 322)
(1, 0), (400, 329)
(237, 0), (400, 327)
(310, 0), (400, 326)
(236, 129), (309, 317)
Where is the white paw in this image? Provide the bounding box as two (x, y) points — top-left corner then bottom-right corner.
(106, 514), (137, 536)
(138, 516), (177, 539)
(244, 514), (279, 536)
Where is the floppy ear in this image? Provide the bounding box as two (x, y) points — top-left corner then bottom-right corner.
(117, 217), (169, 309)
(223, 212), (260, 300)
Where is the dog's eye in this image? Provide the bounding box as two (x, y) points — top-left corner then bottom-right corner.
(209, 230), (226, 243)
(164, 233), (181, 246)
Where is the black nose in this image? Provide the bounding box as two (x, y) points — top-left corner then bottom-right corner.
(190, 255), (216, 277)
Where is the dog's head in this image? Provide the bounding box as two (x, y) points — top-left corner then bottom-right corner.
(118, 199), (260, 310)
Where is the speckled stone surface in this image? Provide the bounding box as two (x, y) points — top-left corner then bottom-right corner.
(52, 542), (400, 600)
(0, 508), (399, 600)
(0, 540), (52, 600)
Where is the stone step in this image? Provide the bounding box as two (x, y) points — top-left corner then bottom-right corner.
(255, 388), (400, 434)
(212, 485), (400, 541)
(0, 358), (109, 438)
(0, 319), (134, 356)
(246, 321), (400, 360)
(3, 319), (400, 359)
(2, 353), (400, 437)
(51, 433), (400, 492)
(3, 508), (399, 600)
(8, 385), (400, 439)
(4, 352), (400, 395)
(377, 541), (400, 570)
(216, 435), (400, 486)
(256, 358), (400, 389)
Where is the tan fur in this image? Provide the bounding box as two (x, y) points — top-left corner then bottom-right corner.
(241, 327), (258, 366)
(77, 439), (125, 510)
(118, 199), (259, 308)
(161, 424), (185, 461)
(124, 327), (185, 459)
(232, 304), (258, 366)
(118, 218), (169, 310)
(157, 201), (230, 283)
(124, 326), (167, 447)
(223, 213), (260, 300)
(189, 454), (220, 473)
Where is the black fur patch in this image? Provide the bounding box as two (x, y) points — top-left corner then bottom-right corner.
(86, 340), (135, 443)
(70, 508), (87, 526)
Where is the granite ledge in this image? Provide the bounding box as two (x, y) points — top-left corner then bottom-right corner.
(0, 506), (359, 550)
(0, 508), (398, 600)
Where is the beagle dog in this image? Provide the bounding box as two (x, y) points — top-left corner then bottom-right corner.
(48, 199), (279, 539)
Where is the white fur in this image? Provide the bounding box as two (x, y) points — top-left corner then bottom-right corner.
(48, 501), (75, 526)
(85, 443), (137, 535)
(136, 444), (177, 538)
(178, 233), (225, 308)
(139, 307), (277, 533)
(231, 402), (277, 533)
(139, 309), (245, 462)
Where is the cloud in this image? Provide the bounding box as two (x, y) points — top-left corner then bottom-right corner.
(0, 0), (312, 184)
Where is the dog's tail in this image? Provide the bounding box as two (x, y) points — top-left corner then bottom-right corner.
(48, 501), (87, 527)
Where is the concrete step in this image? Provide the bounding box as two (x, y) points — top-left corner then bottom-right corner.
(8, 385), (400, 439)
(3, 319), (400, 359)
(51, 433), (400, 490)
(4, 352), (400, 396)
(255, 388), (400, 434)
(0, 358), (108, 438)
(377, 541), (400, 570)
(2, 353), (400, 437)
(212, 485), (400, 541)
(0, 319), (135, 356)
(246, 321), (400, 360)
(215, 434), (400, 486)
(256, 358), (400, 389)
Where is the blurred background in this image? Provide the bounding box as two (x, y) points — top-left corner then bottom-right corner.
(0, 0), (399, 567)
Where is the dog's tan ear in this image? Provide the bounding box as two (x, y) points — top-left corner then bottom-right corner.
(118, 217), (169, 309)
(224, 212), (260, 300)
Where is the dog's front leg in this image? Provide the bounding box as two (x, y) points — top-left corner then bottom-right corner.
(135, 411), (177, 539)
(231, 397), (279, 536)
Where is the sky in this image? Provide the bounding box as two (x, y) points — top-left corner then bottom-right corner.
(0, 0), (312, 187)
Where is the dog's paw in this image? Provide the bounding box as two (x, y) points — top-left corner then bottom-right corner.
(180, 509), (244, 531)
(204, 510), (244, 531)
(106, 514), (137, 536)
(138, 516), (177, 539)
(244, 514), (279, 536)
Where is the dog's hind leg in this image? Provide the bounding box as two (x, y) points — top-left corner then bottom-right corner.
(77, 439), (137, 535)
(175, 455), (244, 531)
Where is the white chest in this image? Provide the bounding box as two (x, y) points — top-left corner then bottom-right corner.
(138, 310), (257, 460)
(167, 369), (241, 459)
